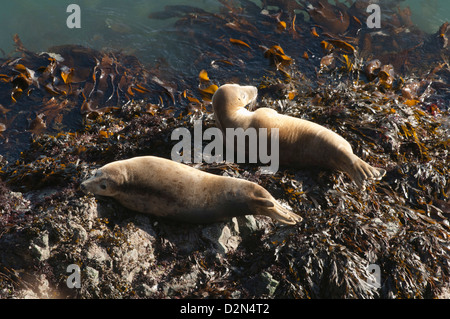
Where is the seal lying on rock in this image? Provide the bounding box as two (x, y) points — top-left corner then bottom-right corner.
(81, 156), (301, 225)
(212, 83), (386, 188)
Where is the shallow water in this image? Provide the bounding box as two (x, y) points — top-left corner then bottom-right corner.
(0, 0), (448, 74)
(0, 0), (222, 71)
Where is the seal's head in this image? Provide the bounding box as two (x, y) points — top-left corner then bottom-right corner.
(80, 166), (124, 197)
(212, 84), (258, 113)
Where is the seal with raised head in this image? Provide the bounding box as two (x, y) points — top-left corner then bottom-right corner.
(212, 83), (386, 188)
(81, 156), (301, 225)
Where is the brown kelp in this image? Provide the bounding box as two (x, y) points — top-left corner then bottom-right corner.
(1, 0), (449, 298)
(0, 37), (177, 161)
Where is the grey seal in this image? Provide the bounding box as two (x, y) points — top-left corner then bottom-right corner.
(81, 155), (301, 225)
(212, 83), (386, 188)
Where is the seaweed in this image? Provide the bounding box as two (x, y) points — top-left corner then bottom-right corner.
(0, 39), (178, 161)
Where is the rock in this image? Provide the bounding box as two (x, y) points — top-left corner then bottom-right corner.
(85, 266), (99, 285)
(86, 243), (111, 268)
(69, 221), (88, 244)
(163, 269), (200, 297)
(201, 218), (241, 254)
(29, 231), (50, 262)
(438, 286), (450, 299)
(262, 272), (279, 296)
(0, 232), (34, 269)
(247, 272), (279, 296)
(235, 215), (259, 238)
(140, 283), (158, 297)
(17, 274), (58, 299)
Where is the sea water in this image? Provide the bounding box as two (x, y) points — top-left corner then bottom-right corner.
(0, 0), (448, 74)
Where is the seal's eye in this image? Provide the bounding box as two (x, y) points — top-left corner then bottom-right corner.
(100, 184), (107, 190)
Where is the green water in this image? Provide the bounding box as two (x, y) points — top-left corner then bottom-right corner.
(0, 0), (448, 69)
(0, 0), (221, 68)
(401, 0), (448, 33)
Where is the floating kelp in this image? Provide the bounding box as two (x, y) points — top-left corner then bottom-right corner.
(262, 45), (293, 68)
(303, 0), (350, 35)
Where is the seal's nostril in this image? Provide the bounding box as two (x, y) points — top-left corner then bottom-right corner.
(80, 183), (86, 192)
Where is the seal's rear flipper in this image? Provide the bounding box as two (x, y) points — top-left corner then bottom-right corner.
(251, 197), (302, 225)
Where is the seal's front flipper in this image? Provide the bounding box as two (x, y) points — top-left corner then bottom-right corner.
(355, 159), (386, 189)
(342, 154), (386, 189)
(250, 197), (301, 225)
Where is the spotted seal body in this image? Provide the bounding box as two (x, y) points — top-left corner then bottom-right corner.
(81, 156), (300, 225)
(212, 83), (386, 188)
